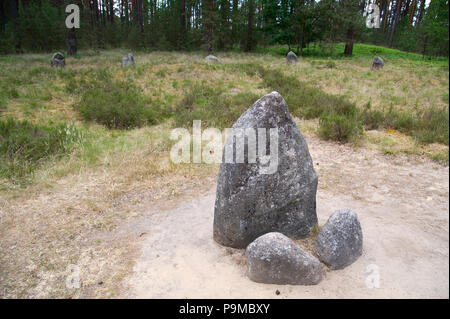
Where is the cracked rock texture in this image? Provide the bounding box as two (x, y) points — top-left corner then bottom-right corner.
(213, 91), (318, 248)
(246, 232), (322, 285)
(315, 209), (363, 270)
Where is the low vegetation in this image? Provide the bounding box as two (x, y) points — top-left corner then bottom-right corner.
(0, 44), (448, 188)
(70, 69), (166, 129)
(0, 118), (82, 184)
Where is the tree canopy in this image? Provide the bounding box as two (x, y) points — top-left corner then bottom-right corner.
(0, 0), (448, 57)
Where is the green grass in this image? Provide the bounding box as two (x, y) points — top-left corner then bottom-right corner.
(226, 62), (448, 145)
(69, 68), (168, 129)
(172, 81), (260, 129)
(319, 112), (362, 143)
(0, 118), (82, 184)
(363, 104), (449, 145)
(228, 63), (363, 142)
(0, 46), (448, 185)
(258, 43), (449, 66)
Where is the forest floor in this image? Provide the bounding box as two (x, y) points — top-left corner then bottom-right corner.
(0, 46), (448, 298)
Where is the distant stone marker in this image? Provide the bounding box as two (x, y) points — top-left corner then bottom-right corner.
(122, 53), (135, 68)
(286, 51), (298, 64)
(205, 55), (219, 63)
(213, 91), (318, 248)
(246, 232), (322, 285)
(50, 52), (65, 69)
(371, 56), (384, 70)
(314, 209), (363, 270)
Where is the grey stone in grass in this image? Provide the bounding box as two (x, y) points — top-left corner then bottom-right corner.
(314, 209), (363, 270)
(205, 55), (220, 63)
(50, 52), (65, 69)
(122, 53), (135, 68)
(286, 51), (298, 64)
(213, 91), (318, 248)
(246, 232), (322, 285)
(371, 56), (384, 70)
(205, 55), (219, 63)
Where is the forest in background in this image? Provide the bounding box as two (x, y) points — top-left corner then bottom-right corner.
(0, 0), (448, 57)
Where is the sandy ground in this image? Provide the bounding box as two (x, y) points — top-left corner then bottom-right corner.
(121, 136), (449, 299)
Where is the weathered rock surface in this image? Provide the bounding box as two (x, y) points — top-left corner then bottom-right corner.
(314, 209), (363, 270)
(286, 51), (298, 64)
(205, 55), (220, 63)
(50, 52), (65, 69)
(246, 232), (322, 285)
(213, 91), (318, 248)
(371, 56), (384, 70)
(122, 53), (135, 68)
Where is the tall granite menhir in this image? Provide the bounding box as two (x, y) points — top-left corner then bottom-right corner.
(213, 91), (318, 248)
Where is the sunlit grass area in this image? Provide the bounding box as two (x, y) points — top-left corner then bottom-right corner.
(1, 46), (448, 188)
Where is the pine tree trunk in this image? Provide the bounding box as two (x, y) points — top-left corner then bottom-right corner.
(231, 0), (238, 46)
(180, 0), (186, 49)
(388, 0), (403, 47)
(125, 0), (129, 25)
(67, 27), (77, 57)
(109, 0), (114, 24)
(246, 0), (255, 52)
(344, 25), (354, 56)
(0, 0), (6, 32)
(417, 0), (425, 24)
(203, 0), (214, 53)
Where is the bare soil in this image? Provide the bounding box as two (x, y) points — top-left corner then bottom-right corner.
(120, 134), (449, 299)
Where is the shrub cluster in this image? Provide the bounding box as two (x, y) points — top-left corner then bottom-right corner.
(0, 118), (82, 181)
(69, 69), (165, 129)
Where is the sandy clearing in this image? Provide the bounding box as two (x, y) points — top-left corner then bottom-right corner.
(121, 136), (449, 299)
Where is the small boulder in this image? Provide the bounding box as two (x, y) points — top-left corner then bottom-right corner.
(50, 52), (65, 69)
(314, 209), (363, 270)
(122, 53), (135, 68)
(371, 56), (384, 70)
(246, 232), (322, 285)
(286, 51), (298, 64)
(205, 55), (220, 63)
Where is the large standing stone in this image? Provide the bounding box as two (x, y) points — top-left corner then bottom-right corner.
(246, 232), (322, 285)
(205, 55), (220, 63)
(314, 209), (363, 270)
(213, 91), (318, 248)
(50, 52), (65, 69)
(286, 51), (298, 64)
(371, 56), (384, 70)
(122, 53), (135, 68)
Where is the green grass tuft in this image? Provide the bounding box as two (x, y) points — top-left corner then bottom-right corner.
(70, 69), (167, 129)
(0, 118), (82, 183)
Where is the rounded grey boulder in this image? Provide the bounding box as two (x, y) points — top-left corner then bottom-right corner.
(371, 56), (384, 70)
(246, 232), (322, 285)
(213, 91), (318, 248)
(205, 55), (220, 63)
(286, 51), (298, 64)
(122, 53), (135, 68)
(50, 52), (65, 69)
(314, 209), (363, 270)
